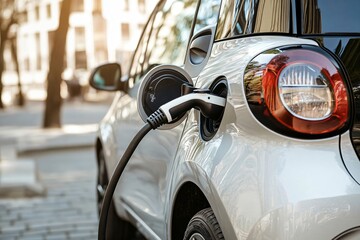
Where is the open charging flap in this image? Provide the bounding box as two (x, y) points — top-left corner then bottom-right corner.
(137, 65), (193, 130)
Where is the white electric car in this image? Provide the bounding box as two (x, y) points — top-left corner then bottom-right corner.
(90, 0), (360, 239)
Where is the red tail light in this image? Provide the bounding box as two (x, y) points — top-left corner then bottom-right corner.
(244, 46), (350, 138)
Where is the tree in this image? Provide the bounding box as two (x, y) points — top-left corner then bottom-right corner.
(43, 0), (71, 128)
(10, 35), (25, 106)
(0, 1), (17, 109)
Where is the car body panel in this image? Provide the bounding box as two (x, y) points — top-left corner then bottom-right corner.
(167, 36), (360, 239)
(94, 0), (360, 239)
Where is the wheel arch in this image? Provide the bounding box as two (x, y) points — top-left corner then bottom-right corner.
(171, 182), (211, 240)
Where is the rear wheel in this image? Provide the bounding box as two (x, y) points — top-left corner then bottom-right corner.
(97, 148), (140, 239)
(183, 208), (224, 240)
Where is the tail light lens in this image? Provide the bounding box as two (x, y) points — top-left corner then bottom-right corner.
(244, 46), (350, 138)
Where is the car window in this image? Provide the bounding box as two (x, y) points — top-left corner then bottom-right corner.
(215, 0), (290, 40)
(128, 5), (157, 86)
(194, 0), (221, 33)
(302, 0), (360, 34)
(129, 0), (199, 86)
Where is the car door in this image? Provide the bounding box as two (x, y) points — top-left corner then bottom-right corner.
(110, 0), (200, 238)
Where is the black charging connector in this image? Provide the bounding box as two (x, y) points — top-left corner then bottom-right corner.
(147, 109), (167, 129)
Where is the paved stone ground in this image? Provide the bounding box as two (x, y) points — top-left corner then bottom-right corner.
(0, 147), (99, 240)
(0, 100), (113, 239)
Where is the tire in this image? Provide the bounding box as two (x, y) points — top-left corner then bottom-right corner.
(96, 149), (140, 240)
(183, 208), (224, 240)
(97, 149), (108, 215)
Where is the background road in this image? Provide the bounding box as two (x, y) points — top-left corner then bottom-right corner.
(0, 147), (98, 240)
(0, 100), (112, 240)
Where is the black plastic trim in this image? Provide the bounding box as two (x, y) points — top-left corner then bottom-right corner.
(185, 25), (216, 78)
(333, 226), (360, 240)
(200, 78), (228, 141)
(215, 32), (295, 43)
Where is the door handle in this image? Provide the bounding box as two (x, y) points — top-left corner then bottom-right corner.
(189, 34), (212, 64)
(185, 25), (215, 77)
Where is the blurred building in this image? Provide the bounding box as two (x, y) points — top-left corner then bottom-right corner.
(2, 0), (157, 103)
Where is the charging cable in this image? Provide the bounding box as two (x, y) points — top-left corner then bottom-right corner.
(98, 123), (152, 240)
(98, 92), (226, 240)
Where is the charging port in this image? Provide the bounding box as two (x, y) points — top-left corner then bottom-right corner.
(200, 78), (228, 141)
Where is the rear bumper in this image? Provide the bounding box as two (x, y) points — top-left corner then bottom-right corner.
(245, 194), (360, 239)
(206, 130), (360, 239)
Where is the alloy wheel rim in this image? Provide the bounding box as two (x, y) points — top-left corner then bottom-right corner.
(189, 233), (205, 240)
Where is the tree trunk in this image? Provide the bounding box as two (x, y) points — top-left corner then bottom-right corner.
(0, 31), (7, 109)
(10, 36), (25, 106)
(43, 0), (71, 128)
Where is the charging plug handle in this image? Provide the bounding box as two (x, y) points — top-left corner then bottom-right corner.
(147, 93), (226, 129)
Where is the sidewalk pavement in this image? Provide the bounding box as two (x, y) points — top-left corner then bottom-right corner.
(0, 100), (110, 198)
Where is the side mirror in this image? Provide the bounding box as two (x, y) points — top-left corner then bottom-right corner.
(137, 65), (193, 129)
(89, 63), (123, 91)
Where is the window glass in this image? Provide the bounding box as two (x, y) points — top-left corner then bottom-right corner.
(194, 0), (221, 33)
(93, 0), (102, 12)
(75, 27), (86, 50)
(71, 0), (84, 12)
(35, 33), (41, 70)
(145, 0), (198, 70)
(128, 8), (156, 84)
(302, 0), (360, 34)
(138, 0), (146, 13)
(216, 0), (290, 40)
(128, 0), (198, 85)
(35, 5), (40, 20)
(46, 4), (51, 19)
(75, 51), (87, 69)
(74, 27), (87, 69)
(123, 0), (130, 11)
(121, 23), (130, 41)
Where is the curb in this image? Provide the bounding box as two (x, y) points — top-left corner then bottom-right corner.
(0, 159), (47, 198)
(17, 134), (96, 154)
(0, 182), (46, 198)
(0, 124), (98, 154)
